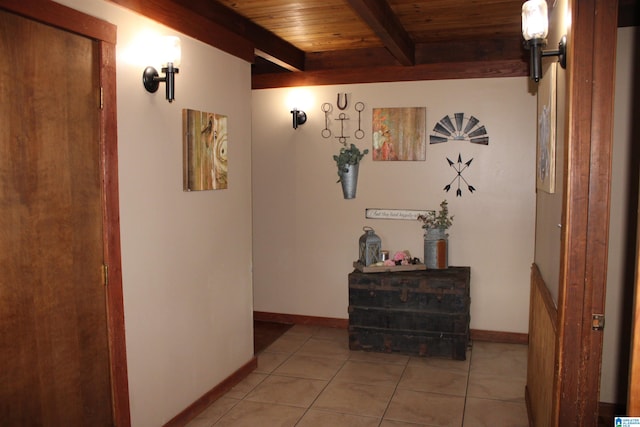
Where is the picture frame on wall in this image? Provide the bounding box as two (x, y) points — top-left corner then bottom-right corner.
(182, 109), (228, 191)
(536, 61), (557, 194)
(372, 107), (426, 161)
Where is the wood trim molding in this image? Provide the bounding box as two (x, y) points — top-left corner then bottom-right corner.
(253, 311), (349, 329)
(618, 0), (640, 27)
(163, 357), (258, 427)
(527, 387), (621, 427)
(106, 0), (254, 63)
(525, 385), (534, 427)
(252, 59), (528, 89)
(470, 329), (529, 345)
(99, 39), (131, 427)
(0, 0), (116, 43)
(254, 311), (529, 344)
(599, 402), (626, 424)
(580, 3), (618, 419)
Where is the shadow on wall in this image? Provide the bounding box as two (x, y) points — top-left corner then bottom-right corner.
(617, 25), (640, 406)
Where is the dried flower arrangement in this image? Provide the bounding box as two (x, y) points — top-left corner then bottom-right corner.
(417, 200), (454, 230)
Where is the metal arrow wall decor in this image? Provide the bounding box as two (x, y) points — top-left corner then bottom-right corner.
(444, 154), (476, 197)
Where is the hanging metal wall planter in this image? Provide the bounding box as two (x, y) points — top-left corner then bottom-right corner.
(339, 163), (359, 199)
(334, 142), (368, 200)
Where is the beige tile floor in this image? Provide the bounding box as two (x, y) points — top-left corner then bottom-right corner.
(186, 325), (528, 427)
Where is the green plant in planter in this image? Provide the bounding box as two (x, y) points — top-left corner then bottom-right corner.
(333, 143), (369, 183)
(417, 200), (454, 230)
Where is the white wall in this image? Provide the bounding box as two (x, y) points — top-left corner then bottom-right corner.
(252, 78), (537, 333)
(53, 2), (254, 426)
(601, 26), (637, 405)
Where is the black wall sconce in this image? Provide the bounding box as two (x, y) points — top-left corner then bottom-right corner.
(142, 36), (181, 103)
(522, 0), (567, 82)
(291, 108), (307, 129)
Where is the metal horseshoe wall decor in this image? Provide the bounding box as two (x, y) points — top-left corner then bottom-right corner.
(337, 93), (348, 110)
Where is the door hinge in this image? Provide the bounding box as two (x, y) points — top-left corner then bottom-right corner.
(99, 87), (104, 110)
(592, 314), (605, 331)
(102, 264), (109, 287)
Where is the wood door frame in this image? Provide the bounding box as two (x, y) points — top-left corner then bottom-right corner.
(554, 0), (618, 424)
(630, 191), (640, 414)
(0, 1), (130, 425)
(626, 20), (640, 417)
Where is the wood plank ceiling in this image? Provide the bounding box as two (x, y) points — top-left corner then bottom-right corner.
(205, 0), (525, 70)
(112, 0), (638, 87)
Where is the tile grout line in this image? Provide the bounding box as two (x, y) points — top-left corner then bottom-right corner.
(208, 332), (529, 426)
(461, 342), (475, 427)
(377, 354), (412, 426)
(212, 332), (315, 426)
(291, 331), (351, 426)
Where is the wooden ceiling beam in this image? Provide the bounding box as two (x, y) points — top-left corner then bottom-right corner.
(254, 49), (302, 72)
(252, 59), (528, 89)
(415, 37), (527, 64)
(305, 48), (401, 71)
(618, 0), (640, 26)
(168, 0), (305, 71)
(345, 0), (415, 66)
(107, 0), (254, 62)
(302, 38), (526, 72)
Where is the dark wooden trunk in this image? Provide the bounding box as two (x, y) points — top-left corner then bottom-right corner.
(348, 267), (470, 360)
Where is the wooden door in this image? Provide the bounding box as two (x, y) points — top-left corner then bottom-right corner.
(552, 0), (619, 424)
(0, 9), (113, 426)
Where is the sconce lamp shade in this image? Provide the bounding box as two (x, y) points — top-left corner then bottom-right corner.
(521, 0), (565, 82)
(162, 36), (181, 67)
(522, 0), (549, 41)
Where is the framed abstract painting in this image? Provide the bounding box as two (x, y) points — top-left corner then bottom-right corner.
(536, 62), (557, 194)
(372, 107), (426, 161)
(182, 109), (228, 191)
